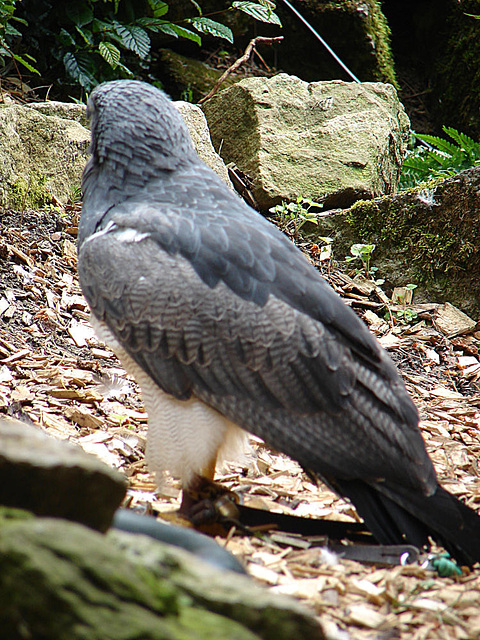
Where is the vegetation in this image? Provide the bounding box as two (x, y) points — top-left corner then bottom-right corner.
(1, 0), (280, 98)
(400, 126), (480, 189)
(0, 0), (37, 74)
(269, 197), (320, 240)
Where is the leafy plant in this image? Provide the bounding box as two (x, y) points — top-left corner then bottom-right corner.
(400, 126), (480, 189)
(12, 1), (281, 96)
(389, 283), (418, 325)
(0, 0), (38, 74)
(270, 196), (320, 239)
(345, 243), (383, 282)
(392, 307), (418, 324)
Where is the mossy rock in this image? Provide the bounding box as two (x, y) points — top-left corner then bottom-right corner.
(272, 0), (396, 86)
(0, 104), (90, 209)
(0, 516), (324, 640)
(318, 166), (480, 315)
(203, 74), (409, 209)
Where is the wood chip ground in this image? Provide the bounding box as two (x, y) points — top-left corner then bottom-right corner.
(1, 207), (480, 640)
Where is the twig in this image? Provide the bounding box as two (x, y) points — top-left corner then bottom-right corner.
(198, 36), (283, 104)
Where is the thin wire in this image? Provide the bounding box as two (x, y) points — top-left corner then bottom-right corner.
(279, 0), (361, 83)
(278, 1), (430, 154)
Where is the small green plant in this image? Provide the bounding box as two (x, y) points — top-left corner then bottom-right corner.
(389, 283), (418, 325)
(392, 307), (418, 324)
(345, 243), (384, 283)
(180, 86), (194, 103)
(270, 196), (320, 239)
(400, 126), (480, 188)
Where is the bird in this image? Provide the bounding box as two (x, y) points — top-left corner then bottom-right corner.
(78, 79), (480, 566)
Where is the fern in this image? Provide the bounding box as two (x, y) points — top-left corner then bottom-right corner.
(400, 126), (480, 189)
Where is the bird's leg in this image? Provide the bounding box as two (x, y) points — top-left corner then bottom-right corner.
(178, 456), (240, 533)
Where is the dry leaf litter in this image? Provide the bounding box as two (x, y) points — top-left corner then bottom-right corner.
(1, 207), (480, 640)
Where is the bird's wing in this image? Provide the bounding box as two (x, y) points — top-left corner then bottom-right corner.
(78, 175), (430, 490)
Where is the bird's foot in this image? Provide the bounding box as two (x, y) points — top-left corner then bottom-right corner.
(179, 475), (240, 535)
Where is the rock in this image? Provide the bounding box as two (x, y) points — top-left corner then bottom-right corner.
(202, 74), (409, 210)
(0, 95), (231, 209)
(28, 101), (89, 126)
(0, 516), (324, 640)
(175, 101), (232, 186)
(319, 165), (480, 315)
(0, 418), (125, 532)
(0, 104), (90, 208)
(110, 529), (324, 639)
(273, 0), (396, 86)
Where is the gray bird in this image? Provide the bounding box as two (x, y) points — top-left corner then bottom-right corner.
(78, 80), (480, 565)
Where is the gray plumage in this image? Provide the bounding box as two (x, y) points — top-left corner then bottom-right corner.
(78, 80), (480, 565)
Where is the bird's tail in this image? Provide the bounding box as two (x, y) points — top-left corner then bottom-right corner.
(337, 479), (480, 567)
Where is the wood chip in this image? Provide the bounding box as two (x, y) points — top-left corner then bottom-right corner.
(346, 604), (387, 629)
(434, 302), (477, 337)
(63, 406), (103, 429)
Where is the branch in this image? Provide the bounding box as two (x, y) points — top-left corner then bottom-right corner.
(198, 36), (283, 104)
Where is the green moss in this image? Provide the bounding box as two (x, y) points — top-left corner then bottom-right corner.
(8, 172), (52, 210)
(345, 194), (468, 282)
(0, 507), (35, 524)
(368, 1), (397, 87)
(342, 169), (480, 313)
(299, 0), (397, 86)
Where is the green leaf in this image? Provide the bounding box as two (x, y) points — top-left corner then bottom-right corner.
(12, 52), (40, 74)
(58, 27), (76, 48)
(168, 23), (202, 44)
(98, 41), (121, 69)
(415, 133), (458, 156)
(75, 25), (94, 46)
(188, 17), (233, 42)
(63, 51), (97, 89)
(155, 22), (179, 38)
(232, 1), (282, 25)
(148, 1), (169, 18)
(112, 22), (151, 58)
(135, 17), (201, 44)
(91, 19), (111, 34)
(65, 2), (93, 27)
(5, 23), (21, 37)
(443, 126), (480, 157)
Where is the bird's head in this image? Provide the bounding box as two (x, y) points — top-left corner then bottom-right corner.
(85, 80), (195, 187)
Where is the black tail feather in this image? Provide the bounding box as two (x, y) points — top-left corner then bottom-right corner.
(337, 479), (480, 567)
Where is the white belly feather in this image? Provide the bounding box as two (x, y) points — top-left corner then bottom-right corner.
(91, 317), (248, 487)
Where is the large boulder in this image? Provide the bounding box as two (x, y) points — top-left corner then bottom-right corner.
(175, 101), (232, 187)
(0, 103), (90, 209)
(28, 100), (89, 126)
(0, 96), (231, 209)
(0, 417), (125, 531)
(0, 515), (325, 640)
(202, 74), (409, 210)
